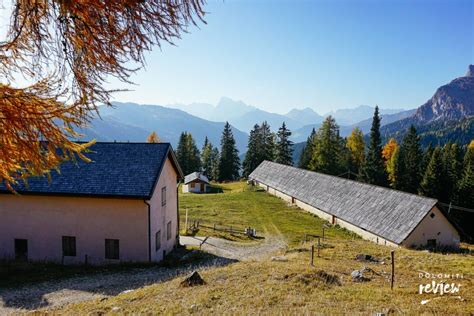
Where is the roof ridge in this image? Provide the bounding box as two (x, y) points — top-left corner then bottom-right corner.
(260, 160), (438, 203)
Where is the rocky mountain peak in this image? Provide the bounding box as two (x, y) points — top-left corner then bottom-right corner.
(466, 64), (474, 77)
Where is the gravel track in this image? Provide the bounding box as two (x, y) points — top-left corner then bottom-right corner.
(0, 234), (286, 314)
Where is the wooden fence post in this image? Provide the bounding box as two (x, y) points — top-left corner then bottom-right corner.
(311, 245), (314, 266)
(390, 250), (395, 290)
(317, 237), (321, 258)
(185, 209), (188, 232)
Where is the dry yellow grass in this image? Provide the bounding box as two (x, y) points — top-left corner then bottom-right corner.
(54, 182), (473, 315)
(57, 239), (473, 315)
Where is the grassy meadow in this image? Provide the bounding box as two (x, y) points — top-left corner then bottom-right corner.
(54, 182), (474, 314)
(179, 181), (355, 244)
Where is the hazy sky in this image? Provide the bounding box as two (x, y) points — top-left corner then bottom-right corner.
(1, 0), (473, 114)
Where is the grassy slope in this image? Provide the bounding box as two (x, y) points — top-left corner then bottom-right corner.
(179, 182), (355, 244)
(58, 182), (473, 314)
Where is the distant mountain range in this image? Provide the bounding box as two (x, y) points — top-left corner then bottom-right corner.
(169, 97), (406, 136)
(76, 102), (249, 152)
(78, 65), (473, 163)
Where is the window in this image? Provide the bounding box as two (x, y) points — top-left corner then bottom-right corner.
(190, 183), (195, 188)
(62, 236), (76, 257)
(430, 213), (435, 218)
(14, 239), (28, 260)
(105, 239), (120, 260)
(156, 231), (161, 251)
(427, 239), (437, 249)
(161, 187), (167, 206)
(167, 221), (172, 240)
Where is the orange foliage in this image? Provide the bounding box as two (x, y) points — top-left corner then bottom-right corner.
(382, 138), (398, 165)
(0, 0), (206, 187)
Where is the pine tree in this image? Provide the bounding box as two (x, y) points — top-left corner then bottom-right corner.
(393, 125), (422, 193)
(275, 122), (294, 165)
(298, 128), (316, 169)
(218, 122), (240, 181)
(454, 141), (474, 208)
(175, 132), (201, 176)
(201, 137), (214, 178)
(382, 138), (399, 186)
(420, 146), (444, 198)
(242, 124), (261, 177)
(346, 127), (366, 175)
(441, 143), (463, 201)
(360, 106), (388, 186)
(309, 116), (345, 175)
(258, 121), (275, 162)
(146, 131), (161, 143)
(210, 147), (220, 181)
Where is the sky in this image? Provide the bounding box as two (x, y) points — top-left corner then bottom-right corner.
(1, 0), (473, 114)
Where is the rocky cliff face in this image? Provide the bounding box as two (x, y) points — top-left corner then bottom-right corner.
(414, 65), (474, 122)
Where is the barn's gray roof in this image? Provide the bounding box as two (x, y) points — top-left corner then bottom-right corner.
(184, 172), (209, 185)
(249, 161), (438, 244)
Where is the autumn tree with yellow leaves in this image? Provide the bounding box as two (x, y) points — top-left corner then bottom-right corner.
(0, 0), (205, 188)
(382, 138), (399, 186)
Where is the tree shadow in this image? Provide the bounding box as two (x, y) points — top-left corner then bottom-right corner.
(0, 247), (237, 311)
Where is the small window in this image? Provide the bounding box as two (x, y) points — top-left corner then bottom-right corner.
(430, 213), (435, 218)
(167, 221), (172, 240)
(62, 236), (76, 257)
(105, 239), (120, 260)
(156, 231), (161, 251)
(14, 239), (28, 261)
(161, 187), (167, 206)
(190, 183), (195, 188)
(427, 239), (437, 248)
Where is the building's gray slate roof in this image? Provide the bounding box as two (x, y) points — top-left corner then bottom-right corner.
(0, 143), (183, 199)
(184, 172), (209, 185)
(249, 161), (438, 244)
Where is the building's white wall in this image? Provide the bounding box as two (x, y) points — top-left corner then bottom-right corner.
(149, 157), (179, 262)
(0, 195), (148, 264)
(182, 182), (207, 193)
(403, 206), (460, 248)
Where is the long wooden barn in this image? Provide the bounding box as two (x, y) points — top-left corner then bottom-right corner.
(249, 161), (460, 249)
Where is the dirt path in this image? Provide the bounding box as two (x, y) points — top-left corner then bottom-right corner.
(0, 235), (286, 314)
(0, 253), (232, 315)
(180, 234), (287, 261)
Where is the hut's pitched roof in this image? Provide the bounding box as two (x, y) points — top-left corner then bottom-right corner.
(0, 143), (183, 199)
(249, 161), (438, 244)
(184, 172), (209, 185)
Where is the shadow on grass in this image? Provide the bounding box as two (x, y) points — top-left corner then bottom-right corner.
(0, 247), (237, 311)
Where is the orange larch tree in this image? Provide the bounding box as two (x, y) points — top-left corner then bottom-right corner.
(0, 0), (206, 189)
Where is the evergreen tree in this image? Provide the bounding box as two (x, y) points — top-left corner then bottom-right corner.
(420, 147), (444, 198)
(175, 132), (201, 175)
(422, 142), (434, 172)
(393, 125), (422, 193)
(360, 106), (388, 186)
(309, 116), (345, 175)
(258, 121), (275, 162)
(218, 122), (240, 181)
(209, 147), (220, 181)
(298, 128), (316, 169)
(242, 124), (261, 177)
(454, 141), (474, 208)
(441, 143), (463, 201)
(275, 122), (294, 165)
(201, 137), (214, 178)
(346, 127), (366, 175)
